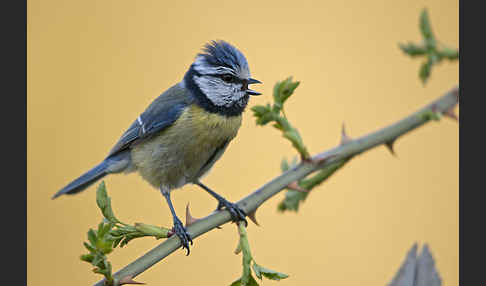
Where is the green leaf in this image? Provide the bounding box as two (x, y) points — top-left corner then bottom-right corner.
(429, 52), (440, 64)
(92, 253), (104, 267)
(272, 122), (284, 130)
(280, 156), (299, 173)
(119, 233), (145, 247)
(278, 160), (348, 212)
(420, 110), (441, 121)
(278, 190), (307, 212)
(109, 227), (129, 237)
(271, 77), (299, 113)
(419, 9), (435, 49)
(419, 59), (432, 84)
(246, 275), (259, 286)
(103, 260), (112, 277)
(252, 263), (289, 281)
(80, 254), (94, 263)
(280, 81), (300, 104)
(231, 275), (259, 286)
(280, 158), (290, 172)
(399, 43), (427, 56)
(87, 229), (97, 247)
(250, 105), (270, 117)
(256, 112), (275, 125)
(83, 242), (96, 253)
(112, 236), (123, 248)
(272, 81), (284, 112)
(252, 262), (262, 279)
(399, 9), (457, 84)
(97, 222), (112, 240)
(252, 104), (275, 126)
(97, 238), (114, 255)
(93, 268), (107, 275)
(440, 47), (459, 60)
(96, 181), (121, 224)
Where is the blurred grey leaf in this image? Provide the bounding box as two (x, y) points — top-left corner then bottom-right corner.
(416, 244), (441, 286)
(388, 243), (441, 286)
(388, 243), (418, 286)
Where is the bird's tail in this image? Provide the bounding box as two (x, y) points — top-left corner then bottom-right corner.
(52, 161), (109, 199)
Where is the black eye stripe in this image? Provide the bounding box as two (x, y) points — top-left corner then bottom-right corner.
(221, 74), (233, 82)
(205, 73), (244, 84)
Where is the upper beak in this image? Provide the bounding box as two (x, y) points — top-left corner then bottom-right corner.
(248, 78), (262, 85)
(247, 78), (262, 96)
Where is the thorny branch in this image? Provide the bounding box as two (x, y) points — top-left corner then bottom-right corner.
(94, 86), (458, 286)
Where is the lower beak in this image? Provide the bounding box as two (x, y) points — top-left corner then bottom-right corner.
(247, 78), (262, 95)
(247, 89), (262, 96)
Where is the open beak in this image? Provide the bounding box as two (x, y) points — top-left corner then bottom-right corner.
(247, 78), (262, 96)
(248, 78), (262, 84)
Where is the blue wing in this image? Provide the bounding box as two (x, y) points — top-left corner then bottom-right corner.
(106, 83), (195, 158)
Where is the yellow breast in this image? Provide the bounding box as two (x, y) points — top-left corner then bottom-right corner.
(185, 104), (243, 140)
(131, 104), (242, 189)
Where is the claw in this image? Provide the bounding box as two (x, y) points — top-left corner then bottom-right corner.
(218, 199), (247, 226)
(194, 182), (247, 226)
(170, 218), (193, 255)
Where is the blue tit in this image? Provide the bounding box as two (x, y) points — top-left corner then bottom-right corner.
(52, 40), (262, 255)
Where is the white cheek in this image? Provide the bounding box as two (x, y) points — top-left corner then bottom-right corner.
(194, 76), (230, 106)
(194, 76), (246, 107)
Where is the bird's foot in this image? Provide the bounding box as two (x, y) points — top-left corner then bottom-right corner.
(168, 218), (193, 255)
(216, 199), (247, 226)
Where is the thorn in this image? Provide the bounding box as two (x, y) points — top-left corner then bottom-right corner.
(340, 122), (352, 145)
(287, 181), (308, 193)
(247, 209), (260, 226)
(385, 139), (397, 157)
(119, 275), (145, 285)
(185, 203), (222, 229)
(185, 203), (200, 227)
(443, 106), (458, 121)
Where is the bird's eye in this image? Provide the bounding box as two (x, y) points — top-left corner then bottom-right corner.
(221, 74), (233, 83)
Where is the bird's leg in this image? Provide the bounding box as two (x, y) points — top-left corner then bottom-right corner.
(161, 187), (193, 255)
(195, 181), (247, 226)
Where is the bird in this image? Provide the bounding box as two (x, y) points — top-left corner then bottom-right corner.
(52, 40), (262, 255)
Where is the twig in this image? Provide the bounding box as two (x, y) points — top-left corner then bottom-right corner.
(95, 86), (458, 286)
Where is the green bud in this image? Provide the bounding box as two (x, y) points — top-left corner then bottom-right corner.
(134, 223), (169, 238)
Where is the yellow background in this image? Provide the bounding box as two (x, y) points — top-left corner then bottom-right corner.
(27, 0), (458, 285)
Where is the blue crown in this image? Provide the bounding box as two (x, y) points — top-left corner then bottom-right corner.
(198, 40), (249, 72)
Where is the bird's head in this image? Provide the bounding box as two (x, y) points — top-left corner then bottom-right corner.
(183, 40), (261, 116)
